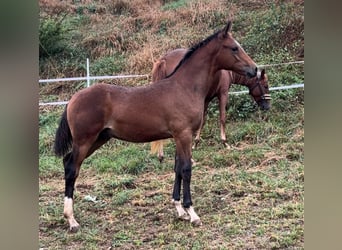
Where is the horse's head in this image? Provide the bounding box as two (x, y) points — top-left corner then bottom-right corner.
(248, 69), (271, 110)
(216, 20), (257, 78)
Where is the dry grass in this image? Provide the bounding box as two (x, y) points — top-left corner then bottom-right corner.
(39, 0), (304, 78)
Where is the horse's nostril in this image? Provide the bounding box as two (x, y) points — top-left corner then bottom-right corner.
(248, 67), (257, 78)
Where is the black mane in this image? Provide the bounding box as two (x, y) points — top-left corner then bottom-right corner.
(166, 29), (221, 78)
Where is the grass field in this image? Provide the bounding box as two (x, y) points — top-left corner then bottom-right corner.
(39, 88), (304, 249)
(39, 0), (304, 248)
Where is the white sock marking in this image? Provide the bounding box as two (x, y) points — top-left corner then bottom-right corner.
(172, 199), (190, 220)
(186, 206), (201, 225)
(64, 197), (80, 231)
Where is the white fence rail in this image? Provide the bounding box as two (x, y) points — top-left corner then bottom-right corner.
(39, 74), (149, 84)
(230, 83), (304, 95)
(39, 59), (304, 106)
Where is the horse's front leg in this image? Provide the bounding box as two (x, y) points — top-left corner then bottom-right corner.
(172, 154), (190, 221)
(182, 158), (201, 226)
(175, 135), (202, 226)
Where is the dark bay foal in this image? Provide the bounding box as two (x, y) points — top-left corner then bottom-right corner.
(54, 20), (258, 231)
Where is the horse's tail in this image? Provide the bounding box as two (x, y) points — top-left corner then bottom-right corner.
(54, 107), (72, 157)
(150, 59), (169, 162)
(150, 140), (168, 163)
(151, 59), (167, 82)
(150, 140), (164, 155)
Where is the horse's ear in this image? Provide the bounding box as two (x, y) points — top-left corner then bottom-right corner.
(261, 68), (265, 78)
(223, 20), (232, 35)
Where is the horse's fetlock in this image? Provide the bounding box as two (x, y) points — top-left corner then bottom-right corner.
(183, 201), (192, 208)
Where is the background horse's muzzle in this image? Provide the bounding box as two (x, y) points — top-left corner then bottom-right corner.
(258, 95), (271, 110)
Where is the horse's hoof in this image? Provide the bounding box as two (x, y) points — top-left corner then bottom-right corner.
(69, 225), (80, 233)
(158, 156), (164, 163)
(192, 141), (200, 149)
(191, 219), (202, 227)
(178, 213), (191, 221)
(224, 143), (231, 149)
(69, 222), (80, 233)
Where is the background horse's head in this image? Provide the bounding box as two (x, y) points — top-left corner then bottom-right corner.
(248, 69), (271, 110)
(216, 20), (257, 78)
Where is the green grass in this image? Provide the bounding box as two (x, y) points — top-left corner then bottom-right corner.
(161, 0), (189, 11)
(39, 89), (304, 249)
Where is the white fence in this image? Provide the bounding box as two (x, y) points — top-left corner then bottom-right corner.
(39, 58), (304, 106)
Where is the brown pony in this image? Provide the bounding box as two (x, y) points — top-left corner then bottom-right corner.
(150, 48), (271, 162)
(54, 20), (258, 231)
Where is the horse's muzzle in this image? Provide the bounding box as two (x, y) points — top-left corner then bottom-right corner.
(258, 99), (271, 111)
(246, 66), (257, 78)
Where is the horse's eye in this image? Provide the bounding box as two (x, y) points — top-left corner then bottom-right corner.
(232, 47), (239, 52)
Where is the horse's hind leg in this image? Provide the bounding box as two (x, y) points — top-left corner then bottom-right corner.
(158, 143), (164, 163)
(218, 93), (230, 149)
(64, 130), (112, 232)
(193, 121), (204, 150)
(63, 147), (84, 232)
(85, 128), (112, 158)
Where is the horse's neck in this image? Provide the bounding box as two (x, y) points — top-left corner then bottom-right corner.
(231, 72), (252, 86)
(172, 45), (220, 96)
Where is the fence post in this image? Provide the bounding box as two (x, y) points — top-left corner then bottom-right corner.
(87, 58), (90, 87)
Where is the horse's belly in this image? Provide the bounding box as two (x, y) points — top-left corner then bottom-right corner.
(108, 119), (171, 143)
